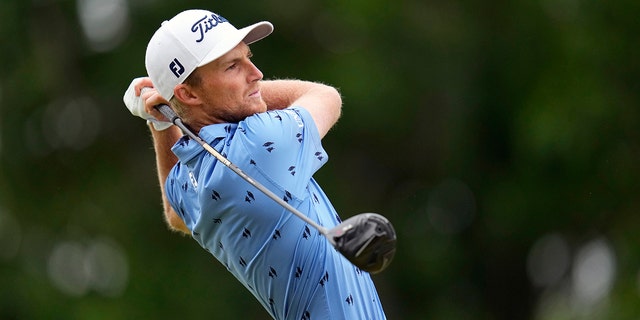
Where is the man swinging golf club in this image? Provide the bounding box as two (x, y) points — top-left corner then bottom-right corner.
(123, 8), (394, 319)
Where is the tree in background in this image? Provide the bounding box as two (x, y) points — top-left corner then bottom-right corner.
(1, 0), (639, 319)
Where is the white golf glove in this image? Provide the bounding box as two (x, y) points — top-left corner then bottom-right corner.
(123, 77), (172, 131)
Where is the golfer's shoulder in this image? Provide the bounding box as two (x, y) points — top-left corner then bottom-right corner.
(234, 109), (319, 161)
(242, 108), (312, 136)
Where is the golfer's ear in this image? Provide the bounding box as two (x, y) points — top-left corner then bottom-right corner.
(173, 83), (200, 106)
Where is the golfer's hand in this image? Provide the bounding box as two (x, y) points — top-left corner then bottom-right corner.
(123, 77), (172, 131)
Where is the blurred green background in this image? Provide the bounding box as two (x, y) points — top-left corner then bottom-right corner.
(1, 0), (639, 319)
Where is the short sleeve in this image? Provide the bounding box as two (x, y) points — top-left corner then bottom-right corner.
(234, 107), (328, 198)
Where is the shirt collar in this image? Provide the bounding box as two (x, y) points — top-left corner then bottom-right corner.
(171, 123), (238, 162)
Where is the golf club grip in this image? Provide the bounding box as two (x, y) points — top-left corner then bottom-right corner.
(138, 87), (178, 124)
(155, 104), (180, 124)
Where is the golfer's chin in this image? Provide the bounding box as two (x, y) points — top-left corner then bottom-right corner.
(229, 102), (267, 122)
(248, 99), (268, 114)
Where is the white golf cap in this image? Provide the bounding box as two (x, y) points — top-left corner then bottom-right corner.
(145, 9), (273, 100)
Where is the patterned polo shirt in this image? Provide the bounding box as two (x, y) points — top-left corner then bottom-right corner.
(165, 107), (386, 320)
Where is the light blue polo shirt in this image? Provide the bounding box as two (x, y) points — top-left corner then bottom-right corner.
(165, 107), (386, 320)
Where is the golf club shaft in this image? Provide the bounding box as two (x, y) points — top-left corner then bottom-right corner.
(154, 103), (331, 236)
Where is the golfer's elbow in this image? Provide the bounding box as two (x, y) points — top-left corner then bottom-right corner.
(165, 207), (190, 234)
(314, 84), (342, 137)
(327, 85), (342, 122)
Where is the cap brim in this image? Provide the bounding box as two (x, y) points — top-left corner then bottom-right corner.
(197, 21), (273, 68)
(242, 21), (274, 45)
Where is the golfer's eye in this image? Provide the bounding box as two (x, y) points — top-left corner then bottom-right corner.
(226, 63), (238, 71)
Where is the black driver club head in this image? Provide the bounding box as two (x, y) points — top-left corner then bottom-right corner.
(327, 213), (397, 274)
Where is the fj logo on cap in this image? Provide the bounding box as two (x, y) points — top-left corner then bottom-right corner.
(169, 58), (185, 78)
(191, 13), (228, 43)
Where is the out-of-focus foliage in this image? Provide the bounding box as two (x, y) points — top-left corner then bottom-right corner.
(1, 0), (639, 319)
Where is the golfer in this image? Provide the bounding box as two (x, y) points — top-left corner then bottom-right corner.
(124, 9), (386, 319)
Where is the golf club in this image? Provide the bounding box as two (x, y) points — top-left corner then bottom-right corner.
(150, 98), (396, 274)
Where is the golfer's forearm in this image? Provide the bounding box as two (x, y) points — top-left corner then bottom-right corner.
(149, 124), (189, 234)
(261, 79), (335, 110)
(261, 79), (342, 137)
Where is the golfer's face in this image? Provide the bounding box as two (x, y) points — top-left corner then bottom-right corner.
(196, 42), (267, 122)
